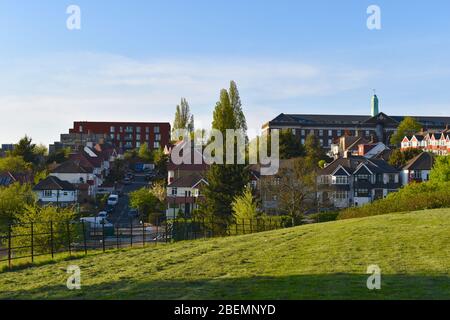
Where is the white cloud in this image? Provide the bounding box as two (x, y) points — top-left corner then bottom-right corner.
(0, 52), (376, 146)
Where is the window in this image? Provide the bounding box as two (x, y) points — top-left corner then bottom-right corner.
(334, 191), (348, 200)
(171, 188), (177, 196)
(120, 127), (123, 133)
(146, 127), (150, 133)
(110, 134), (115, 140)
(301, 129), (306, 136)
(328, 139), (332, 146)
(116, 134), (120, 140)
(328, 130), (333, 136)
(355, 189), (370, 197)
(319, 139), (324, 146)
(155, 134), (161, 141)
(136, 142), (141, 148)
(366, 130), (370, 137)
(136, 134), (141, 140)
(337, 129), (342, 137)
(154, 126), (160, 134)
(110, 126), (115, 133)
(154, 141), (160, 149)
(136, 127), (141, 133)
(79, 125), (83, 133)
(334, 176), (349, 185)
(292, 129), (296, 135)
(43, 190), (52, 198)
(63, 192), (68, 196)
(389, 174), (396, 183)
(301, 139), (305, 145)
(319, 130), (324, 136)
(355, 174), (370, 182)
(125, 126), (133, 133)
(145, 134), (149, 141)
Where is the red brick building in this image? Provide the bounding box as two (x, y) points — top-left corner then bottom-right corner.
(68, 121), (171, 151)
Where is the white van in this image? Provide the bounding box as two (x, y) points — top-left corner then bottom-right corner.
(107, 194), (119, 206)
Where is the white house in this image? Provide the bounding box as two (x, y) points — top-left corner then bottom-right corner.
(33, 176), (78, 206)
(401, 152), (435, 186)
(50, 160), (99, 196)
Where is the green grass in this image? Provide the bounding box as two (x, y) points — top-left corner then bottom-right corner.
(1, 208), (449, 300)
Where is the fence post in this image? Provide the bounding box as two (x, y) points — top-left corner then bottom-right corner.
(50, 221), (54, 259)
(116, 224), (120, 249)
(235, 220), (238, 236)
(250, 219), (253, 234)
(142, 221), (145, 247)
(30, 222), (34, 264)
(211, 216), (214, 238)
(193, 218), (197, 240)
(203, 218), (206, 239)
(67, 221), (72, 256)
(7, 224), (12, 269)
(102, 222), (106, 253)
(82, 221), (87, 255)
(164, 220), (167, 243)
(155, 218), (159, 246)
(130, 218), (133, 247)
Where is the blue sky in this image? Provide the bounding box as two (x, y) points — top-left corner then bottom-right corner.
(1, 0), (450, 146)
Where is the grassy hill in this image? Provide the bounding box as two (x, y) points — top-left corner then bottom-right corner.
(1, 208), (449, 300)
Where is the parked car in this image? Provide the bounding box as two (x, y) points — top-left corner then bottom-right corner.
(80, 216), (113, 228)
(105, 205), (115, 214)
(123, 177), (132, 185)
(107, 194), (119, 206)
(97, 211), (108, 219)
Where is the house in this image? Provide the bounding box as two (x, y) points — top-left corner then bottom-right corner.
(33, 176), (78, 206)
(357, 142), (390, 159)
(0, 171), (33, 187)
(317, 156), (401, 208)
(401, 152), (435, 186)
(166, 173), (208, 219)
(401, 130), (450, 156)
(49, 160), (99, 196)
(329, 136), (370, 159)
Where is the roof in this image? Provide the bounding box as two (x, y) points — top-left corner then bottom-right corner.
(402, 152), (435, 171)
(51, 160), (93, 174)
(33, 176), (76, 191)
(265, 113), (450, 129)
(168, 173), (208, 188)
(0, 171), (33, 186)
(321, 156), (398, 175)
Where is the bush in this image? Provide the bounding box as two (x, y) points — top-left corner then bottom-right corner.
(338, 181), (450, 220)
(309, 211), (339, 223)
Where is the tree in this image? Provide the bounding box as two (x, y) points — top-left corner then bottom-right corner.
(430, 156), (450, 183)
(0, 156), (30, 172)
(203, 87), (249, 224)
(46, 147), (70, 164)
(138, 143), (153, 162)
(304, 133), (326, 166)
(10, 205), (76, 254)
(129, 187), (162, 221)
(232, 186), (258, 221)
(152, 148), (168, 177)
(0, 183), (36, 225)
(150, 181), (167, 203)
(173, 98), (194, 134)
(388, 148), (422, 168)
(390, 117), (422, 146)
(12, 136), (38, 165)
(279, 129), (305, 159)
(271, 157), (317, 226)
(229, 81), (247, 134)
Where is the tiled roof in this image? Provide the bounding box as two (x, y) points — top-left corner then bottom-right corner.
(51, 160), (93, 174)
(402, 152), (435, 171)
(321, 156), (398, 175)
(168, 173), (207, 188)
(33, 176), (76, 191)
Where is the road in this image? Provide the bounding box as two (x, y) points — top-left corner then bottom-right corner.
(108, 174), (150, 226)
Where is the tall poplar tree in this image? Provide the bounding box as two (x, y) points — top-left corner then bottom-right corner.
(173, 98), (194, 134)
(203, 87), (249, 226)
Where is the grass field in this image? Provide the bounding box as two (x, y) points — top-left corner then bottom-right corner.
(0, 208), (449, 300)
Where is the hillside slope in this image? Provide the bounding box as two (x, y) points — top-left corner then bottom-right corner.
(1, 208), (449, 300)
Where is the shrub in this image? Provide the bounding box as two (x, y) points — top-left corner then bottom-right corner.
(338, 181), (450, 220)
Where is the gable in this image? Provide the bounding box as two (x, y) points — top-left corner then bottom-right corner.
(354, 164), (373, 175)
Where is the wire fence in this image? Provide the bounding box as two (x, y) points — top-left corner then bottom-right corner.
(0, 217), (286, 270)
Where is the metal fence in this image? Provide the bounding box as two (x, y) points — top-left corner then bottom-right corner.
(0, 217), (285, 270)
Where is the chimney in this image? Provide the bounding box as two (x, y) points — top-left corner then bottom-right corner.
(343, 151), (351, 158)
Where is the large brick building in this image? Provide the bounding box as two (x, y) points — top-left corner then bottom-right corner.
(50, 121), (171, 153)
(262, 95), (450, 148)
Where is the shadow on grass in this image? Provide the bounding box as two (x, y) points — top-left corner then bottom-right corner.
(2, 274), (449, 300)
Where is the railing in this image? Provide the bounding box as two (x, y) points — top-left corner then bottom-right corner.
(0, 217), (286, 270)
